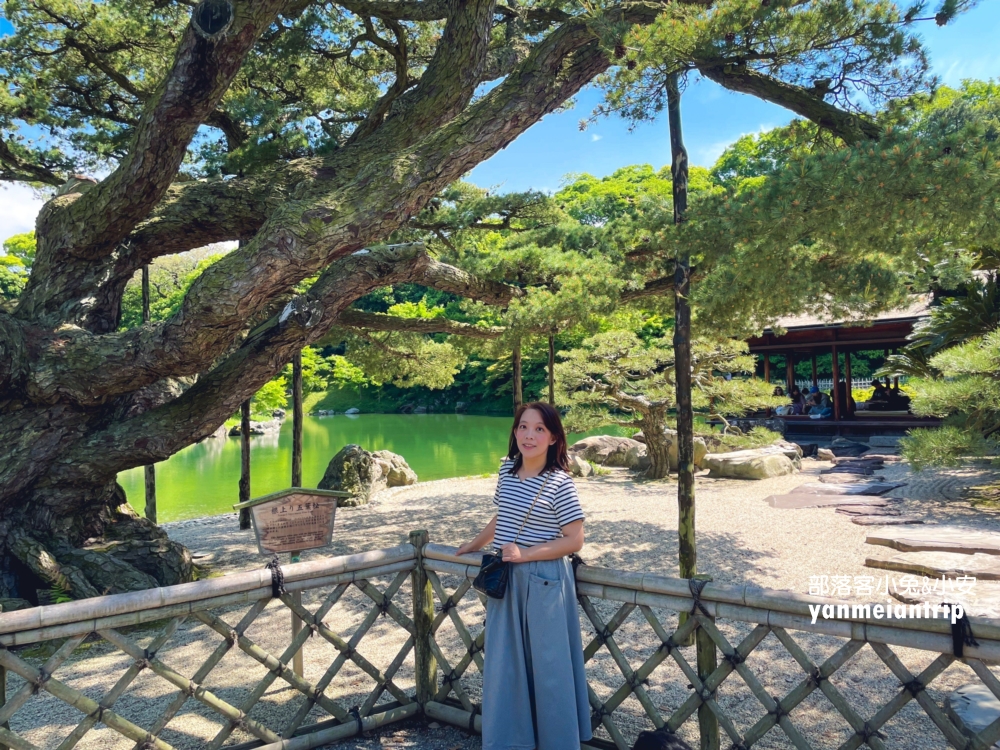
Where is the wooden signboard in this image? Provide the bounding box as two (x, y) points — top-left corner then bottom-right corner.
(236, 488), (348, 555)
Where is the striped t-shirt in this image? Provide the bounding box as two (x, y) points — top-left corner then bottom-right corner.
(492, 459), (585, 549)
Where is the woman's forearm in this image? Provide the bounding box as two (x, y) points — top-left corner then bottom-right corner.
(461, 516), (497, 553)
(518, 522), (584, 562)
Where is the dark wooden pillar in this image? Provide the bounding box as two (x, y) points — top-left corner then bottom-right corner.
(292, 352), (303, 487)
(811, 355), (818, 387)
(548, 333), (556, 405)
(831, 346), (841, 421)
(786, 353), (795, 391)
(512, 339), (523, 412)
(763, 354), (771, 384)
(238, 400), (252, 529)
(845, 351), (853, 416)
(142, 264), (157, 525)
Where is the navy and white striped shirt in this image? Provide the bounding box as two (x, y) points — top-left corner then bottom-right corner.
(492, 459), (585, 549)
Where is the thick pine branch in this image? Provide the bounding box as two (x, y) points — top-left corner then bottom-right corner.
(337, 309), (506, 337)
(697, 64), (881, 145)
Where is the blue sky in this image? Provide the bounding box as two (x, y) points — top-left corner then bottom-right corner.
(3, 2), (1000, 235)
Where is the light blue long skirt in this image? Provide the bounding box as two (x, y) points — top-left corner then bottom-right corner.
(481, 557), (593, 750)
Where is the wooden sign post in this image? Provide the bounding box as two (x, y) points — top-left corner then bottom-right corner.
(233, 487), (352, 677)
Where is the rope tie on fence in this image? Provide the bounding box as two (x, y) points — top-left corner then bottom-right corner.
(139, 735), (157, 750)
(32, 667), (50, 694)
(442, 669), (460, 688)
(570, 553), (586, 597)
(377, 598), (391, 617)
(689, 578), (711, 617)
(595, 626), (612, 646)
(349, 706), (364, 735)
(729, 742), (749, 750)
(724, 650), (744, 667)
(903, 677), (925, 696)
(808, 666), (825, 686)
(591, 703), (612, 723)
(468, 639), (483, 657)
(769, 699), (788, 722)
(266, 554), (285, 598)
(626, 672), (649, 690)
(658, 637), (675, 655)
(436, 598), (456, 614)
(468, 704), (480, 732)
(856, 722), (883, 744)
(943, 603), (979, 658)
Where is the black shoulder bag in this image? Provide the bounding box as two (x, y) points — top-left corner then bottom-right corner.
(473, 474), (550, 600)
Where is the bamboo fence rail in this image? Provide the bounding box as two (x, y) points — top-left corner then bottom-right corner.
(0, 535), (996, 750)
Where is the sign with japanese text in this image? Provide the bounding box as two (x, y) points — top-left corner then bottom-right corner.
(249, 490), (338, 554)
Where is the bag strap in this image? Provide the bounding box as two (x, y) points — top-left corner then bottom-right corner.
(511, 473), (551, 547)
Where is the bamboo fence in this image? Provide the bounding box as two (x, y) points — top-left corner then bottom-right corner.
(0, 534), (996, 750)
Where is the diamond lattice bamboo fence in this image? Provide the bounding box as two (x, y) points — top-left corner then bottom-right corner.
(0, 533), (997, 750)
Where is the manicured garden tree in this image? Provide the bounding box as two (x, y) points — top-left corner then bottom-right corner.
(0, 0), (976, 600)
(556, 330), (779, 478)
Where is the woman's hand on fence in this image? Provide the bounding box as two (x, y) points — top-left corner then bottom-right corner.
(500, 542), (524, 563)
(456, 542), (480, 556)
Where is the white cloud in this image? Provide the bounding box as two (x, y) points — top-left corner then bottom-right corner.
(591, 133), (602, 142)
(0, 184), (45, 239)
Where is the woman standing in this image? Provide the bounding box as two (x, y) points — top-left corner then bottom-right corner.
(457, 402), (591, 750)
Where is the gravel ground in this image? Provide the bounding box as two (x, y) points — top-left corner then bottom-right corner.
(7, 458), (1000, 750)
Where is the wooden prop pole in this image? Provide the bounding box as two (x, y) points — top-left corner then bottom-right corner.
(291, 351), (305, 678)
(548, 333), (556, 405)
(512, 338), (523, 411)
(141, 264), (157, 525)
(694, 574), (720, 750)
(845, 351), (853, 417)
(785, 353), (794, 392)
(667, 73), (705, 685)
(811, 355), (818, 386)
(763, 354), (770, 383)
(239, 401), (252, 530)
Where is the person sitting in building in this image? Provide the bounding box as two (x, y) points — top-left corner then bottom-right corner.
(887, 382), (911, 411)
(835, 379), (855, 418)
(788, 385), (806, 415)
(806, 387), (833, 418)
(866, 379), (890, 410)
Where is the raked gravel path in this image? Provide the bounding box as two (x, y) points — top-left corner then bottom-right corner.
(7, 458), (1000, 750)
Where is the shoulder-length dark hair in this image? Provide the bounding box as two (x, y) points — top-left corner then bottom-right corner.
(507, 402), (570, 475)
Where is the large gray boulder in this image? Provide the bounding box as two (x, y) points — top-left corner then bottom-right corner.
(568, 436), (643, 467)
(702, 450), (797, 480)
(625, 444), (651, 471)
(568, 455), (594, 477)
(946, 683), (1000, 747)
(319, 445), (417, 505)
(372, 450), (419, 487)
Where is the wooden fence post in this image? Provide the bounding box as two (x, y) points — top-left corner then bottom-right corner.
(694, 574), (720, 750)
(410, 530), (437, 708)
(0, 664), (7, 750)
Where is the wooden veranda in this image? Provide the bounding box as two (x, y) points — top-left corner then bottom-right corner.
(745, 297), (941, 437)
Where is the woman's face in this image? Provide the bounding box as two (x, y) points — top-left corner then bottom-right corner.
(516, 408), (556, 460)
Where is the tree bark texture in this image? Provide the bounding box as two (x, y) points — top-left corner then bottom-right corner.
(548, 333), (556, 406)
(667, 73), (696, 582)
(641, 416), (672, 480)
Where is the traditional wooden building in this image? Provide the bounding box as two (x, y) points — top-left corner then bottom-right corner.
(745, 296), (941, 436)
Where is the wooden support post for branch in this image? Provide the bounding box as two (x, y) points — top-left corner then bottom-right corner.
(141, 264), (157, 525)
(694, 573), (719, 750)
(410, 530), (437, 707)
(239, 400), (252, 530)
(667, 72), (703, 666)
(548, 333), (556, 405)
(512, 339), (523, 412)
(290, 351), (305, 678)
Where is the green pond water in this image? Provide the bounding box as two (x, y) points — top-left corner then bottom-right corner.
(119, 414), (599, 522)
